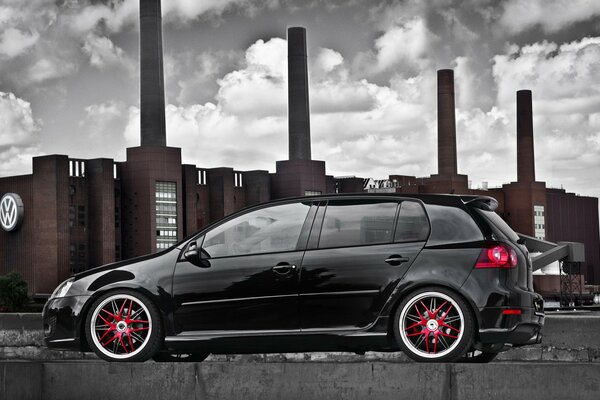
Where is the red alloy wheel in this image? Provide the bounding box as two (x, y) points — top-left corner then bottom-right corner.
(88, 293), (156, 360)
(397, 290), (471, 361)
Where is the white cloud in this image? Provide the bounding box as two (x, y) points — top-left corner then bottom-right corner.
(0, 92), (43, 176)
(373, 18), (432, 73)
(0, 92), (40, 146)
(216, 38), (287, 118)
(25, 57), (78, 85)
(0, 28), (39, 58)
(82, 33), (134, 73)
(455, 107), (514, 186)
(499, 0), (600, 34)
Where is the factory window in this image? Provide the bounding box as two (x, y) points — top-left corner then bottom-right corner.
(234, 172), (243, 188)
(69, 245), (76, 273)
(69, 160), (85, 177)
(197, 169), (207, 185)
(304, 190), (322, 196)
(69, 206), (76, 227)
(78, 244), (86, 272)
(115, 206), (120, 228)
(534, 205), (545, 241)
(78, 206), (86, 227)
(155, 181), (178, 250)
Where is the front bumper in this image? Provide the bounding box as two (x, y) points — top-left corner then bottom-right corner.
(43, 295), (91, 350)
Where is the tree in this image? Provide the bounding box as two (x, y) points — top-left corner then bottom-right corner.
(0, 272), (28, 312)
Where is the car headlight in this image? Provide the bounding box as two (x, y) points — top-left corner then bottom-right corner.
(51, 278), (74, 299)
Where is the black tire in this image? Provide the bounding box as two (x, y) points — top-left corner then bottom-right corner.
(393, 286), (474, 362)
(459, 350), (499, 363)
(85, 290), (162, 362)
(152, 352), (210, 363)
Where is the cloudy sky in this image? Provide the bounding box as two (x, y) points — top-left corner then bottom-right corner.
(1, 0), (599, 199)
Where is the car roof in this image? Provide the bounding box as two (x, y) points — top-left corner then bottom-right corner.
(260, 193), (498, 211)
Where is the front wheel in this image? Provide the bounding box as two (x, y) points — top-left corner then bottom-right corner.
(85, 290), (162, 362)
(393, 287), (474, 362)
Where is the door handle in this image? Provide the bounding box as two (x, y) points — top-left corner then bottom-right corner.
(272, 262), (297, 275)
(385, 255), (410, 266)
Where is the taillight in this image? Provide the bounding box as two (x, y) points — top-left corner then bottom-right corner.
(475, 243), (518, 269)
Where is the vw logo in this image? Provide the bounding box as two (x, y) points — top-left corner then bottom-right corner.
(0, 193), (24, 232)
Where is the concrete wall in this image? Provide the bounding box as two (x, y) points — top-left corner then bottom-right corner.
(1, 361), (599, 400)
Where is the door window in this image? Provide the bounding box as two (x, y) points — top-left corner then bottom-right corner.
(203, 202), (311, 258)
(394, 201), (430, 242)
(318, 201), (398, 249)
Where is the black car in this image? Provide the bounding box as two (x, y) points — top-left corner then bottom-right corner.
(43, 194), (544, 363)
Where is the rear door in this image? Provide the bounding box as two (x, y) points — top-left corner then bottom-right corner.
(299, 199), (429, 330)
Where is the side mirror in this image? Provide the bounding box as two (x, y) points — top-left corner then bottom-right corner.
(184, 242), (211, 268)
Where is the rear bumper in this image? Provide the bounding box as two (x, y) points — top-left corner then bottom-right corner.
(477, 296), (545, 347)
(479, 321), (543, 346)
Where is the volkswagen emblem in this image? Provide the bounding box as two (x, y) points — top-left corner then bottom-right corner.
(0, 193), (24, 232)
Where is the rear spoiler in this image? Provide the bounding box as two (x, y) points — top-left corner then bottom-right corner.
(461, 196), (498, 211)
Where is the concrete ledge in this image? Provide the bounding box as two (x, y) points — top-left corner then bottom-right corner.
(1, 361), (599, 400)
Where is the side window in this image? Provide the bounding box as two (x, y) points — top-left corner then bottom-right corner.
(424, 204), (483, 245)
(318, 201), (398, 249)
(203, 202), (310, 258)
(394, 201), (430, 242)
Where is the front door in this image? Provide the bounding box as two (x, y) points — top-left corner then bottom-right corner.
(172, 201), (313, 333)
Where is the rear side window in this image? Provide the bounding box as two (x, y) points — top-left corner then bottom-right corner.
(318, 200), (397, 248)
(394, 201), (430, 242)
(424, 204), (483, 245)
(475, 209), (520, 242)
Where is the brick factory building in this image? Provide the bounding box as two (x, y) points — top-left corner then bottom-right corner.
(0, 1), (598, 296)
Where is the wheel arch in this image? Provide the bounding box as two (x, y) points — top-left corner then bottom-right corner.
(385, 281), (481, 339)
(78, 285), (168, 352)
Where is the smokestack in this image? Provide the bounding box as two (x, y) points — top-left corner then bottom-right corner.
(288, 27), (311, 161)
(139, 0), (166, 147)
(516, 90), (535, 183)
(437, 69), (457, 177)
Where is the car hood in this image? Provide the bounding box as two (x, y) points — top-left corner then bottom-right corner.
(73, 247), (178, 281)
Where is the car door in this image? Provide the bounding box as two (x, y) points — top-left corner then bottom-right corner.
(299, 199), (429, 330)
(172, 201), (316, 333)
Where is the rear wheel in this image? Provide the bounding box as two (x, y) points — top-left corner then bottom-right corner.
(393, 287), (474, 362)
(85, 290), (162, 362)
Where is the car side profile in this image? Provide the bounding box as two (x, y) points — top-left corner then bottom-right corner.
(43, 194), (544, 363)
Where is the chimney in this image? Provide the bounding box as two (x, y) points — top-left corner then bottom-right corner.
(139, 0), (166, 147)
(437, 69), (457, 177)
(288, 27), (311, 161)
(516, 90), (535, 183)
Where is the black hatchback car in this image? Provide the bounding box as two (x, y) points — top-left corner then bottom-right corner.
(43, 194), (544, 363)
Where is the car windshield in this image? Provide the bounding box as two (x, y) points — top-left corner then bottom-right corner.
(475, 209), (520, 243)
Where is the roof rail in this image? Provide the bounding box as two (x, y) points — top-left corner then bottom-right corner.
(461, 196), (498, 211)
